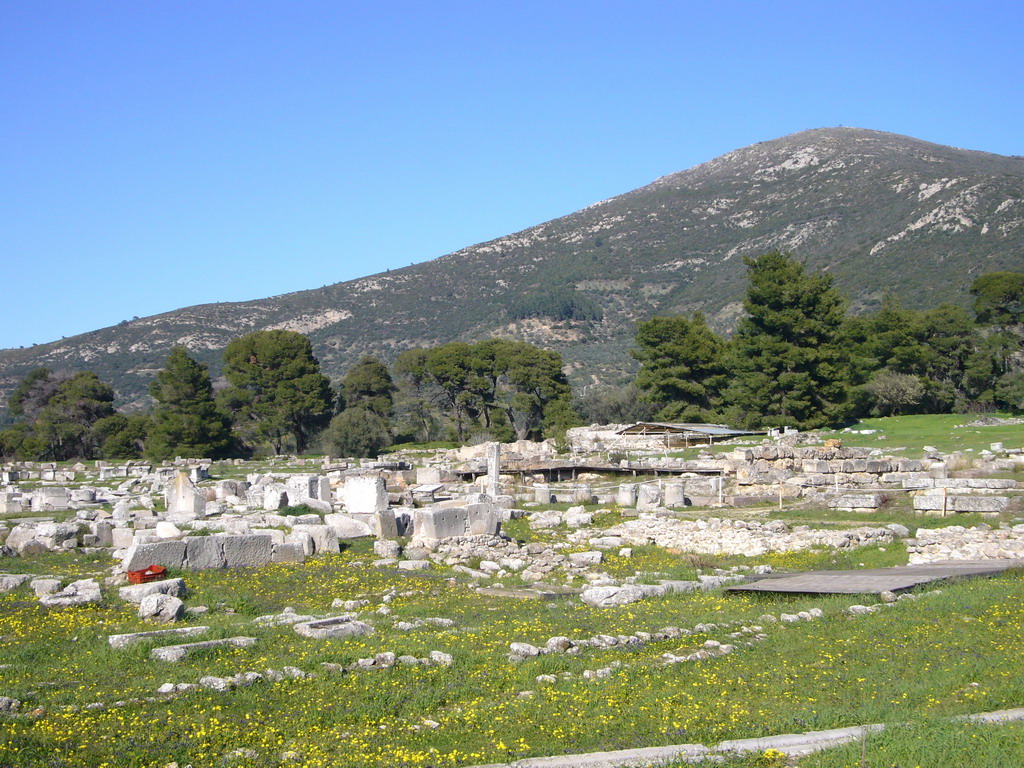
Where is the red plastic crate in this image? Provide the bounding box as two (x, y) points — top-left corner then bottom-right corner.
(126, 564), (167, 584)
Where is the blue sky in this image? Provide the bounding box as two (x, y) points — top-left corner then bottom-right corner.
(2, 1), (1022, 350)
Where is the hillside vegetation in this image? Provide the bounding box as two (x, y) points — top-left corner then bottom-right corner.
(2, 127), (1023, 408)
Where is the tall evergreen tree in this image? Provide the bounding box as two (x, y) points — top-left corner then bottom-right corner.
(219, 330), (333, 454)
(631, 312), (727, 421)
(147, 346), (233, 460)
(725, 251), (852, 429)
(34, 371), (116, 460)
(341, 356), (395, 417)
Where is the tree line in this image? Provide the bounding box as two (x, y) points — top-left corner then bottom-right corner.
(0, 334), (578, 461)
(1, 253), (1021, 461)
(621, 253), (1024, 430)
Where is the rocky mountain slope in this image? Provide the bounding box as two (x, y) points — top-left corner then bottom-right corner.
(2, 127), (1023, 408)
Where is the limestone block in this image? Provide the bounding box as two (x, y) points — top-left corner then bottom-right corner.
(109, 626), (208, 650)
(466, 503), (501, 536)
(87, 521), (114, 547)
(150, 636), (256, 662)
(220, 535), (273, 568)
(828, 493), (883, 510)
(374, 509), (399, 540)
(31, 487), (70, 512)
(40, 578), (102, 607)
(413, 506), (467, 542)
(119, 578), (187, 603)
(155, 522), (183, 539)
(0, 574), (30, 593)
(138, 593), (185, 623)
(636, 484), (661, 511)
(6, 522), (80, 555)
(262, 484), (289, 511)
(293, 616), (375, 639)
(271, 543), (306, 563)
(286, 475), (318, 502)
(291, 524), (339, 554)
(663, 482), (688, 508)
(950, 496), (1010, 513)
(121, 540), (187, 572)
(343, 476), (388, 514)
(250, 527), (286, 545)
(184, 537), (226, 569)
(285, 530), (315, 556)
(416, 467), (442, 485)
(165, 471), (205, 519)
(30, 578), (61, 597)
(616, 484), (638, 508)
(323, 513), (374, 539)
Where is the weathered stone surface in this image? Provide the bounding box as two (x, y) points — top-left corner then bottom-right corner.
(121, 540), (187, 572)
(580, 585), (646, 607)
(828, 494), (882, 510)
(343, 476), (388, 514)
(0, 574), (30, 593)
(568, 551), (603, 566)
(913, 495), (1009, 513)
(6, 522), (79, 555)
(0, 696), (21, 712)
(31, 486), (70, 512)
(40, 578), (102, 607)
(185, 536), (226, 569)
(118, 578), (187, 603)
(151, 636), (257, 662)
(908, 526), (1024, 563)
(271, 543), (306, 563)
(293, 616), (375, 639)
(30, 577), (61, 597)
(166, 471), (206, 519)
(109, 626), (209, 649)
(138, 593), (185, 623)
(290, 524), (339, 555)
(601, 515), (893, 557)
(636, 484), (661, 511)
(323, 513), (374, 539)
(220, 535), (273, 567)
(374, 509), (399, 540)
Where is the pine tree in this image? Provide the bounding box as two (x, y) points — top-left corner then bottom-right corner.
(219, 331), (333, 454)
(631, 312), (727, 421)
(725, 251), (853, 429)
(147, 347), (233, 460)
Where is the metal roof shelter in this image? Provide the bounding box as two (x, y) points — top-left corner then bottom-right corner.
(615, 422), (762, 448)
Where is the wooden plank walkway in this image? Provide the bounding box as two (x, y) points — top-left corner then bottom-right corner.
(727, 559), (1024, 596)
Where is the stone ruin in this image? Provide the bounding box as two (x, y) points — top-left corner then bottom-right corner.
(0, 434), (1021, 583)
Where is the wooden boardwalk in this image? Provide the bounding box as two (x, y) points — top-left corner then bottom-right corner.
(727, 559), (1024, 596)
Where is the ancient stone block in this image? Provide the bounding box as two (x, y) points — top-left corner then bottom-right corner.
(166, 471), (205, 519)
(184, 537), (226, 569)
(343, 475), (388, 514)
(150, 636), (256, 662)
(109, 626), (209, 650)
(293, 616), (375, 639)
(119, 578), (187, 603)
(121, 540), (187, 572)
(220, 535), (273, 567)
(323, 513), (374, 539)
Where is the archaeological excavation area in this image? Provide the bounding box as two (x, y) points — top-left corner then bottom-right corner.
(1, 424), (1024, 767)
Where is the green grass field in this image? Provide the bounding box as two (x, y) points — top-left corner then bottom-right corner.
(820, 413), (1024, 458)
(2, 537), (1023, 768)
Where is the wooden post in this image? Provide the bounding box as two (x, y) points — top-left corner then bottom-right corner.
(778, 482), (784, 511)
(718, 474), (724, 505)
(942, 486), (948, 517)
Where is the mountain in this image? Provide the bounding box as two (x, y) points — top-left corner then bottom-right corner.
(2, 127), (1023, 408)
